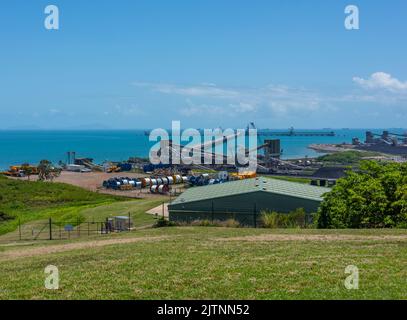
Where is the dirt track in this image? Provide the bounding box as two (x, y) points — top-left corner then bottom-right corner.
(54, 172), (172, 199)
(0, 236), (169, 261)
(217, 234), (407, 242)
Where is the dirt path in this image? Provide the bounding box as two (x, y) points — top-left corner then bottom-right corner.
(146, 203), (169, 218)
(216, 234), (407, 242)
(0, 235), (169, 261)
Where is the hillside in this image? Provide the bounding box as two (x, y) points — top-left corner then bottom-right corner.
(0, 175), (126, 235)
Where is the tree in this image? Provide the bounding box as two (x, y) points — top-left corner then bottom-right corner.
(37, 160), (61, 181)
(317, 161), (407, 229)
(21, 163), (34, 181)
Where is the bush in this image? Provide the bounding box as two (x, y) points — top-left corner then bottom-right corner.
(0, 211), (14, 222)
(188, 219), (241, 228)
(317, 161), (407, 228)
(153, 217), (175, 228)
(219, 219), (241, 228)
(261, 208), (308, 228)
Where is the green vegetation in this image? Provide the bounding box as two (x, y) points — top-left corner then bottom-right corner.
(318, 161), (407, 228)
(269, 176), (311, 184)
(37, 160), (61, 181)
(317, 150), (381, 165)
(0, 175), (126, 235)
(0, 227), (406, 299)
(261, 208), (309, 228)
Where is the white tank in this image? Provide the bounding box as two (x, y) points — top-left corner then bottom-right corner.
(158, 185), (168, 194)
(161, 177), (168, 185)
(150, 185), (158, 193)
(167, 176), (174, 184)
(182, 176), (188, 183)
(151, 179), (158, 186)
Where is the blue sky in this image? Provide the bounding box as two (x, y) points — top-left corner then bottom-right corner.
(0, 0), (406, 129)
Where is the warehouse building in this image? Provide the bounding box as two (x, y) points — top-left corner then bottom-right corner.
(168, 177), (330, 226)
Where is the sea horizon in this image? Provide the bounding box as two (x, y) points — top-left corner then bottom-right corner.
(1, 128), (405, 170)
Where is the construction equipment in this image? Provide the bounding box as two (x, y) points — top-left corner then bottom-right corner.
(1, 165), (38, 177)
(231, 171), (257, 180)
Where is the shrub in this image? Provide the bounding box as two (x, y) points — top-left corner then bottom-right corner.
(219, 219), (241, 228)
(317, 161), (407, 228)
(0, 211), (14, 222)
(188, 219), (241, 228)
(261, 208), (308, 228)
(153, 217), (175, 228)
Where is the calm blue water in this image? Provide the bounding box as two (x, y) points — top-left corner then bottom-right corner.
(0, 129), (405, 170)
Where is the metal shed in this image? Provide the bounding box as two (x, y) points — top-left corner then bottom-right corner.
(168, 177), (330, 226)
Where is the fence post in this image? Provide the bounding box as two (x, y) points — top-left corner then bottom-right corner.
(128, 212), (131, 232)
(253, 203), (257, 228)
(211, 201), (214, 222)
(162, 202), (165, 218)
(18, 219), (22, 241)
(49, 218), (53, 240)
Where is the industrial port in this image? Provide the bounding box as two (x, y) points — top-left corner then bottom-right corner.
(309, 130), (407, 157)
(3, 127), (406, 200)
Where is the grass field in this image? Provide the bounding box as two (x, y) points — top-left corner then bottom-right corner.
(1, 227), (406, 299)
(1, 174), (406, 300)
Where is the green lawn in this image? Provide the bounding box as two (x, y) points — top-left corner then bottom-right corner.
(81, 198), (165, 225)
(0, 227), (406, 299)
(268, 176), (312, 184)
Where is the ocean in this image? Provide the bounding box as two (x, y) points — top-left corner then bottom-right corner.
(0, 129), (405, 170)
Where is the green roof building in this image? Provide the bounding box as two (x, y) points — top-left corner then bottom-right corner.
(168, 177), (330, 226)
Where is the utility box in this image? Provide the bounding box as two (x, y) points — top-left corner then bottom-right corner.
(113, 216), (131, 231)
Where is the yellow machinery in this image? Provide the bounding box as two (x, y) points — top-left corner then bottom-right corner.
(1, 165), (38, 177)
(231, 171), (257, 180)
(107, 166), (121, 173)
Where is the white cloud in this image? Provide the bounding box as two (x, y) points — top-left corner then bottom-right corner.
(353, 72), (407, 92)
(180, 100), (257, 117)
(134, 82), (326, 116)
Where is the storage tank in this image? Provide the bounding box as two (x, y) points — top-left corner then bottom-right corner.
(175, 175), (182, 184)
(158, 185), (169, 194)
(151, 178), (158, 186)
(161, 177), (169, 185)
(150, 185), (158, 193)
(167, 176), (174, 185)
(135, 181), (142, 189)
(156, 178), (163, 185)
(142, 178), (151, 187)
(182, 176), (188, 183)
